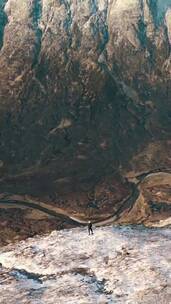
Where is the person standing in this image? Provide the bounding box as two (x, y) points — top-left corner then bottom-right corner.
(88, 221), (93, 235)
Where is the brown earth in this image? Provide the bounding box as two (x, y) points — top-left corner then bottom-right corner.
(0, 0), (171, 237)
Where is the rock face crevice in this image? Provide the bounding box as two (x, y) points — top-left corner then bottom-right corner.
(0, 0), (8, 50)
(0, 0), (171, 224)
(32, 0), (43, 67)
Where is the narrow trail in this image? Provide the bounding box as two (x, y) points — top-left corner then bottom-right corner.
(0, 182), (139, 227)
(0, 199), (80, 225)
(0, 169), (170, 227)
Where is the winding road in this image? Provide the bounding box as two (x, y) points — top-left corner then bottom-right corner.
(0, 169), (171, 227)
(0, 185), (139, 227)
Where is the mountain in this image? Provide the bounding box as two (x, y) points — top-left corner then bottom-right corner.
(0, 0), (171, 235)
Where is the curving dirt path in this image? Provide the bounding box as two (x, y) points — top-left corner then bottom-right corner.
(0, 169), (171, 227)
(0, 180), (139, 226)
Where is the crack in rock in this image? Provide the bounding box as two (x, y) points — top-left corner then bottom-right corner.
(0, 0), (8, 50)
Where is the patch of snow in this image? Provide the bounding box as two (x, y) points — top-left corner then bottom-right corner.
(0, 226), (171, 303)
(150, 217), (171, 228)
(165, 8), (171, 43)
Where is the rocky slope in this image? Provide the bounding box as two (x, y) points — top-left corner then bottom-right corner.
(0, 0), (171, 230)
(0, 226), (171, 303)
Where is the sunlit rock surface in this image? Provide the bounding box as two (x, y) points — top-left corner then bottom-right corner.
(0, 225), (171, 303)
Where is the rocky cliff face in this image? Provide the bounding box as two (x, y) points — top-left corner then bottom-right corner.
(0, 0), (171, 227)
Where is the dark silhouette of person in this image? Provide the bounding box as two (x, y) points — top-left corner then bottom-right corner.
(88, 221), (93, 235)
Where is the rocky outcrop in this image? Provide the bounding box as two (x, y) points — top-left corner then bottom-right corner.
(0, 0), (171, 225)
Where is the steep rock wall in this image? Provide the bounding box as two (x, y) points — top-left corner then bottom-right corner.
(0, 0), (171, 221)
